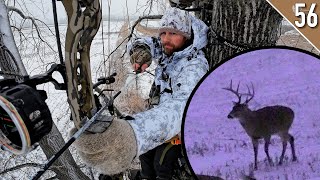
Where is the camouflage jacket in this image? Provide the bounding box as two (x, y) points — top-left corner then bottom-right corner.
(127, 14), (209, 156)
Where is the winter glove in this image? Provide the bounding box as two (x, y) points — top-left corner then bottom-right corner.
(70, 96), (183, 175)
(130, 44), (152, 73)
(70, 118), (137, 175)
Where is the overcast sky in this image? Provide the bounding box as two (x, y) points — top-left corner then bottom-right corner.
(9, 0), (165, 23)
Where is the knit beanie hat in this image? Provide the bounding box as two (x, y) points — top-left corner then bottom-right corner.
(159, 7), (192, 39)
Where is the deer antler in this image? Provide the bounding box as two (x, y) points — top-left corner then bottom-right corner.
(222, 80), (242, 103)
(243, 82), (255, 104)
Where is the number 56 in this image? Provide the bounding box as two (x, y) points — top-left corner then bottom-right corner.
(295, 3), (318, 28)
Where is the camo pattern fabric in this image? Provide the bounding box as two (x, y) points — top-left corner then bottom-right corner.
(127, 7), (209, 156)
(159, 7), (192, 39)
(62, 0), (101, 129)
(129, 44), (152, 66)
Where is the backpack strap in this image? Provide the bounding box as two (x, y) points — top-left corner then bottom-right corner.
(159, 143), (174, 165)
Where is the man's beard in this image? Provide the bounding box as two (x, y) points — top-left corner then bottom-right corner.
(163, 43), (175, 56)
(163, 43), (186, 56)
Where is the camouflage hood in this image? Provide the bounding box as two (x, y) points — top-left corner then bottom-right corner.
(155, 14), (209, 93)
(159, 7), (192, 39)
(170, 13), (209, 59)
(127, 9), (209, 156)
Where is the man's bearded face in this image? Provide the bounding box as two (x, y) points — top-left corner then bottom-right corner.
(160, 31), (187, 56)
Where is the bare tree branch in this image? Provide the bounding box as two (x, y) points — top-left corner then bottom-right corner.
(0, 163), (42, 175)
(129, 15), (163, 40)
(102, 15), (162, 67)
(7, 6), (45, 42)
(7, 6), (57, 56)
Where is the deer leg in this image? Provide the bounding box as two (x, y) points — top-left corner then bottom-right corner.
(279, 134), (288, 165)
(289, 134), (297, 161)
(252, 138), (259, 170)
(264, 136), (272, 165)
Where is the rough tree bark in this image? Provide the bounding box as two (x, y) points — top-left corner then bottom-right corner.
(39, 125), (90, 180)
(195, 0), (283, 68)
(206, 0), (282, 68)
(171, 0), (283, 69)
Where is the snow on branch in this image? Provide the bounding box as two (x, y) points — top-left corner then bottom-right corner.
(7, 6), (48, 44)
(5, 5), (57, 66)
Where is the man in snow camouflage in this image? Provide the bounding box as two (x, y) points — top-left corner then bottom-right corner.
(72, 7), (209, 179)
(129, 7), (208, 179)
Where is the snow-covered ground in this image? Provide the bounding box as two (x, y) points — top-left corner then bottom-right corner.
(184, 49), (320, 179)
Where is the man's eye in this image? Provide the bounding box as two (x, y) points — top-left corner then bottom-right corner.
(169, 32), (176, 35)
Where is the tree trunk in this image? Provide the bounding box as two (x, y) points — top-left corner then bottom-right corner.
(39, 125), (90, 180)
(195, 0), (283, 68)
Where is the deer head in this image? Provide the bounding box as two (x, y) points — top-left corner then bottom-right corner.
(222, 80), (254, 119)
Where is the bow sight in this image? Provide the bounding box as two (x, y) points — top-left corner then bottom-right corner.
(0, 63), (118, 156)
(0, 64), (66, 155)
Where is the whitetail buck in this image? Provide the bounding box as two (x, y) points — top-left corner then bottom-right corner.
(223, 80), (297, 169)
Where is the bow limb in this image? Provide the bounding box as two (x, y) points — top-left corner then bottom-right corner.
(62, 0), (101, 129)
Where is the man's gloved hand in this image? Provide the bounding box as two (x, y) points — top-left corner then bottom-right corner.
(133, 63), (149, 73)
(70, 118), (137, 175)
(130, 44), (152, 73)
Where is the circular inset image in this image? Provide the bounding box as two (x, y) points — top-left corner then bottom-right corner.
(183, 47), (320, 179)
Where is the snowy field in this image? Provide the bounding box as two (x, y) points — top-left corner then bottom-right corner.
(184, 49), (320, 179)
